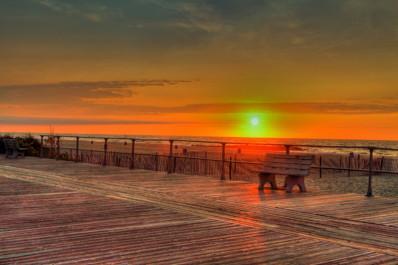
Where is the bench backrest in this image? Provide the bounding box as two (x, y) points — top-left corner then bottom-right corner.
(263, 154), (315, 176)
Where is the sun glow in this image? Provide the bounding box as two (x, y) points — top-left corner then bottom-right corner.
(230, 112), (281, 138)
(250, 117), (260, 126)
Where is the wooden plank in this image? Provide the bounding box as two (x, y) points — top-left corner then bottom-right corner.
(262, 161), (313, 170)
(0, 156), (398, 264)
(261, 167), (309, 176)
(264, 158), (314, 166)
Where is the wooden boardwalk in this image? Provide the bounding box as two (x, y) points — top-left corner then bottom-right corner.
(0, 157), (398, 264)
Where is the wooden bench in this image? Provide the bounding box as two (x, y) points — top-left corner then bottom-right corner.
(4, 139), (28, 159)
(258, 154), (314, 193)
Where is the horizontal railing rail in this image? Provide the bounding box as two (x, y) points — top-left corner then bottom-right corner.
(36, 134), (398, 197)
(38, 134), (398, 151)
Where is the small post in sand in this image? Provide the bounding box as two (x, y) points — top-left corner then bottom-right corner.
(168, 140), (174, 174)
(56, 136), (60, 160)
(103, 138), (108, 166)
(40, 135), (44, 158)
(75, 137), (79, 162)
(221, 143), (226, 180)
(285, 145), (290, 155)
(130, 139), (135, 170)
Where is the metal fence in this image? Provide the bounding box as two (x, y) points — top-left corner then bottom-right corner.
(38, 134), (398, 197)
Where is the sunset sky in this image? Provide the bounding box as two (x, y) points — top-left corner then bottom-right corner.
(1, 0), (398, 140)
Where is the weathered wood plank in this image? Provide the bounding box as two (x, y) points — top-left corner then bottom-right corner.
(261, 166), (309, 176)
(0, 156), (397, 264)
(262, 161), (314, 169)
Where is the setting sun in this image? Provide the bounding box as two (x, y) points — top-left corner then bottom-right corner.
(250, 117), (260, 126)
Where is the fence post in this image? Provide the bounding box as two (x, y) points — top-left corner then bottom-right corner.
(319, 155), (322, 178)
(56, 136), (60, 160)
(103, 138), (108, 166)
(229, 156), (232, 180)
(285, 145), (291, 155)
(168, 140), (174, 174)
(40, 135), (44, 158)
(130, 139), (135, 169)
(75, 137), (80, 162)
(366, 148), (374, 197)
(221, 143), (226, 180)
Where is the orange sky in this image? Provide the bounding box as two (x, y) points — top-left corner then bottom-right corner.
(1, 1), (398, 140)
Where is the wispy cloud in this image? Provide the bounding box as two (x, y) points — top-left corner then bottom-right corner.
(0, 80), (192, 104)
(147, 0), (226, 33)
(33, 0), (116, 22)
(85, 101), (398, 115)
(0, 116), (184, 125)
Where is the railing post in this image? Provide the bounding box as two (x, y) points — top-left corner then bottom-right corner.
(221, 143), (226, 180)
(285, 145), (291, 155)
(233, 155), (237, 175)
(366, 148), (374, 197)
(56, 136), (60, 160)
(229, 156), (232, 180)
(168, 140), (174, 174)
(40, 135), (44, 158)
(130, 139), (135, 169)
(103, 138), (108, 166)
(75, 137), (80, 162)
(319, 155), (322, 178)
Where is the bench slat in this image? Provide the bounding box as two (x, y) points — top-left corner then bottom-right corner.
(264, 158), (313, 166)
(260, 167), (309, 176)
(261, 154), (314, 177)
(263, 162), (312, 170)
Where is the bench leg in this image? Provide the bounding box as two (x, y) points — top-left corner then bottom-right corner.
(285, 175), (307, 193)
(5, 150), (12, 158)
(298, 179), (307, 192)
(258, 173), (277, 190)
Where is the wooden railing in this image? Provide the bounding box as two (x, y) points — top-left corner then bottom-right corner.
(38, 134), (398, 197)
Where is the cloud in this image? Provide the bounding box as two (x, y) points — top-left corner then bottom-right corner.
(0, 116), (183, 125)
(23, 0), (398, 59)
(0, 80), (191, 104)
(146, 0), (226, 33)
(86, 101), (398, 115)
(270, 101), (398, 114)
(34, 0), (117, 22)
